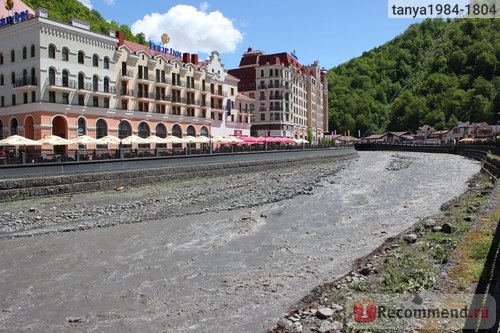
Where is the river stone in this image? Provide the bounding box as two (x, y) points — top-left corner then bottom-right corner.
(316, 307), (334, 319)
(423, 218), (436, 229)
(441, 223), (456, 234)
(403, 233), (417, 243)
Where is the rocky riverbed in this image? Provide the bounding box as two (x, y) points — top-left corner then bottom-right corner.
(0, 151), (482, 332)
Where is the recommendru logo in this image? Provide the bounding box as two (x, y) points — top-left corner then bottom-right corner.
(347, 293), (496, 330)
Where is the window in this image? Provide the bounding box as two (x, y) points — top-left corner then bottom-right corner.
(92, 75), (98, 91)
(31, 67), (36, 85)
(49, 91), (55, 103)
(171, 124), (182, 138)
(22, 47), (27, 60)
(10, 118), (18, 135)
(156, 123), (167, 138)
(78, 73), (85, 89)
(11, 72), (15, 84)
(200, 126), (209, 137)
(121, 100), (127, 110)
(104, 98), (109, 108)
(138, 122), (150, 138)
(0, 120), (3, 139)
(62, 93), (69, 104)
(78, 94), (84, 106)
(31, 44), (35, 57)
(96, 119), (107, 139)
(62, 47), (68, 61)
(77, 117), (86, 136)
(23, 92), (27, 104)
(11, 94), (16, 105)
(0, 96), (3, 107)
(62, 70), (69, 87)
(78, 51), (84, 64)
(92, 54), (98, 67)
(260, 113), (265, 121)
(10, 50), (15, 62)
(103, 77), (109, 93)
(93, 96), (98, 107)
(48, 45), (55, 59)
(118, 121), (132, 139)
(103, 57), (109, 69)
(31, 91), (35, 102)
(48, 68), (55, 85)
(0, 74), (3, 86)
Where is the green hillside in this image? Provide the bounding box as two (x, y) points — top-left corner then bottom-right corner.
(22, 0), (146, 44)
(328, 18), (499, 135)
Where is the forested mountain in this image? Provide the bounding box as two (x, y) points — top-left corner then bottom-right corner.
(328, 18), (499, 135)
(23, 0), (146, 44)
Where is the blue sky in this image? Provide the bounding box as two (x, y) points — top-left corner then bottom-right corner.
(82, 0), (424, 70)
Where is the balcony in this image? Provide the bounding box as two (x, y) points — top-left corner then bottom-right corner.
(78, 82), (93, 91)
(92, 84), (116, 95)
(46, 78), (77, 91)
(138, 73), (155, 82)
(121, 69), (134, 80)
(186, 82), (200, 90)
(155, 76), (171, 86)
(155, 94), (171, 102)
(269, 95), (284, 100)
(13, 76), (37, 88)
(137, 91), (155, 100)
(120, 89), (135, 98)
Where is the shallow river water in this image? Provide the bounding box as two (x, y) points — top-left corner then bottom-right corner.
(0, 152), (481, 332)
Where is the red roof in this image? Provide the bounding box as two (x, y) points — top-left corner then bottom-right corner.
(121, 40), (180, 61)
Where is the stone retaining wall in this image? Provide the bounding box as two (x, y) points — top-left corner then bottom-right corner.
(0, 149), (357, 202)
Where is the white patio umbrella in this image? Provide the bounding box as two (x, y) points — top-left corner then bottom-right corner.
(195, 136), (211, 144)
(96, 135), (121, 145)
(71, 135), (99, 145)
(145, 135), (169, 144)
(182, 135), (199, 144)
(164, 135), (183, 144)
(0, 135), (42, 146)
(121, 135), (149, 145)
(38, 135), (74, 146)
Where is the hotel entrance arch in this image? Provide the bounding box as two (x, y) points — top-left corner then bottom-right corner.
(24, 116), (35, 139)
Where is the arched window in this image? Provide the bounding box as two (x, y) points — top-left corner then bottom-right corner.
(10, 118), (18, 135)
(77, 117), (86, 136)
(103, 77), (109, 93)
(118, 121), (132, 139)
(78, 51), (84, 64)
(103, 57), (109, 69)
(22, 46), (27, 60)
(200, 126), (209, 137)
(96, 119), (107, 139)
(138, 122), (150, 138)
(62, 47), (69, 61)
(92, 54), (98, 67)
(30, 44), (35, 57)
(31, 67), (36, 85)
(156, 123), (167, 138)
(22, 69), (27, 85)
(11, 72), (15, 84)
(62, 70), (69, 87)
(0, 120), (3, 139)
(186, 125), (196, 137)
(10, 49), (15, 62)
(48, 45), (55, 59)
(92, 75), (98, 91)
(172, 124), (182, 138)
(78, 72), (85, 89)
(48, 68), (55, 85)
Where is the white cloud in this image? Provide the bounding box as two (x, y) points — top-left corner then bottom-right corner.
(78, 0), (92, 9)
(131, 4), (243, 55)
(103, 0), (115, 5)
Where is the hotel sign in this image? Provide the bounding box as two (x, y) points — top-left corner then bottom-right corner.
(149, 33), (182, 59)
(0, 9), (29, 27)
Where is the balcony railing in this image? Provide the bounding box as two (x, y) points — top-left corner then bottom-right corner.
(93, 84), (116, 94)
(122, 69), (134, 77)
(156, 76), (171, 84)
(138, 73), (155, 81)
(137, 91), (155, 99)
(14, 76), (37, 87)
(46, 78), (77, 89)
(78, 82), (93, 91)
(120, 89), (135, 97)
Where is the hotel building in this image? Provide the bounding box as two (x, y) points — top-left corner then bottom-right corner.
(0, 1), (251, 153)
(228, 48), (329, 142)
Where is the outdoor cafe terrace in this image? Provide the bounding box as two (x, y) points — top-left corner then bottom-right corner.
(0, 134), (314, 165)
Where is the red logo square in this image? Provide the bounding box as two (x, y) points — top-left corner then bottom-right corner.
(353, 300), (377, 322)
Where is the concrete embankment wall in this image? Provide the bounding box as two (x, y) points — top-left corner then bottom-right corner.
(0, 148), (357, 202)
(355, 143), (500, 177)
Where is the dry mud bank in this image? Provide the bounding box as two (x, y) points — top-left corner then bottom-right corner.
(0, 152), (482, 332)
